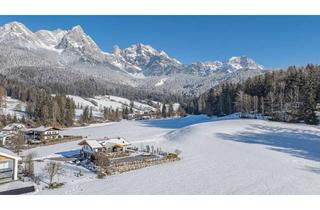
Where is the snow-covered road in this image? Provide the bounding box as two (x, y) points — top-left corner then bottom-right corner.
(27, 115), (320, 194)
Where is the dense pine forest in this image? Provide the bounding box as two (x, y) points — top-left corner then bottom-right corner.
(186, 65), (320, 125)
(0, 75), (76, 127)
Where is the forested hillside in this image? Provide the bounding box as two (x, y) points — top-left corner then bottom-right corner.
(189, 65), (320, 125)
(0, 75), (76, 127)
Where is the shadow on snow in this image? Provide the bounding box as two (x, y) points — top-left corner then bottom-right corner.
(56, 149), (81, 158)
(139, 114), (239, 129)
(216, 124), (320, 162)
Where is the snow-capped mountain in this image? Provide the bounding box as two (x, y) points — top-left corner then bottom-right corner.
(0, 21), (49, 49)
(106, 43), (184, 76)
(0, 21), (266, 96)
(35, 29), (67, 48)
(187, 56), (264, 76)
(226, 56), (263, 71)
(187, 61), (224, 76)
(57, 25), (108, 64)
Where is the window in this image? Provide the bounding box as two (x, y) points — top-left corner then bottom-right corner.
(0, 162), (9, 170)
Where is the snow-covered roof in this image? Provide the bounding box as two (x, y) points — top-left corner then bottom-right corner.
(30, 126), (60, 132)
(99, 137), (131, 147)
(80, 137), (130, 150)
(0, 147), (21, 160)
(84, 140), (103, 149)
(2, 123), (26, 131)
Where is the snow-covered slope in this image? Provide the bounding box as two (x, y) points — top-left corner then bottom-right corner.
(25, 116), (320, 194)
(35, 29), (67, 48)
(68, 94), (159, 119)
(0, 96), (27, 119)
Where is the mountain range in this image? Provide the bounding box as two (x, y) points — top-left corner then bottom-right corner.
(0, 21), (266, 97)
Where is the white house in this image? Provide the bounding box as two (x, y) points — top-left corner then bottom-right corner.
(79, 137), (131, 159)
(0, 147), (21, 183)
(27, 126), (60, 141)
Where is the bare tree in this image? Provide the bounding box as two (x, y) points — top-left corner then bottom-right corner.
(24, 153), (35, 178)
(278, 82), (286, 113)
(243, 93), (252, 116)
(235, 90), (245, 117)
(44, 161), (63, 187)
(0, 86), (7, 108)
(94, 152), (111, 177)
(253, 95), (259, 117)
(267, 91), (276, 115)
(260, 97), (265, 118)
(94, 153), (110, 167)
(13, 131), (25, 155)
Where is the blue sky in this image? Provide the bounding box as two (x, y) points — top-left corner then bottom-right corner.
(0, 16), (319, 69)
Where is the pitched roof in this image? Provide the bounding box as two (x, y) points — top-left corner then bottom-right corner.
(85, 140), (103, 149)
(100, 137), (131, 147)
(0, 147), (21, 160)
(30, 126), (60, 132)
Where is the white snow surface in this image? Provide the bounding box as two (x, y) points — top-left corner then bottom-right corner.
(25, 115), (320, 195)
(155, 78), (168, 87)
(0, 96), (26, 119)
(67, 94), (157, 119)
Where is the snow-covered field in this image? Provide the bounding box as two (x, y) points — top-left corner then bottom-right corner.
(24, 115), (320, 194)
(0, 96), (27, 119)
(67, 94), (162, 119)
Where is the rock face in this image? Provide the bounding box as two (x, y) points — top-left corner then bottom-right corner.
(0, 21), (266, 96)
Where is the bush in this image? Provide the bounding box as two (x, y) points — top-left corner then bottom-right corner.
(48, 182), (64, 189)
(166, 153), (178, 159)
(96, 171), (106, 179)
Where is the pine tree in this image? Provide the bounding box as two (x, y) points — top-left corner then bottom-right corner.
(162, 104), (167, 118)
(168, 103), (174, 117)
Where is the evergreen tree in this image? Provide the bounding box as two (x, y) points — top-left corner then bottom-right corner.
(162, 104), (167, 118)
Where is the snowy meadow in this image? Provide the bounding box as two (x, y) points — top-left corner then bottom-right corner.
(21, 115), (320, 195)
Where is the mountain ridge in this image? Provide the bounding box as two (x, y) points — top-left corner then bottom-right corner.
(0, 21), (266, 96)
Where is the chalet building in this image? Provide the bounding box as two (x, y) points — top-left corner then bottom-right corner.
(0, 147), (21, 183)
(79, 137), (131, 159)
(0, 123), (26, 146)
(27, 126), (60, 141)
(1, 123), (26, 134)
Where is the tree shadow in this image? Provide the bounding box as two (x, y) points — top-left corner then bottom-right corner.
(139, 114), (239, 129)
(216, 124), (320, 162)
(303, 166), (320, 174)
(56, 149), (80, 158)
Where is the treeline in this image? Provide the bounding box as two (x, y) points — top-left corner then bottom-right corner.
(79, 102), (186, 124)
(0, 75), (76, 127)
(26, 95), (75, 127)
(5, 66), (185, 104)
(188, 65), (320, 125)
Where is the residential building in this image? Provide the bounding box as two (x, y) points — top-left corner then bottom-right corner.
(27, 126), (60, 141)
(79, 137), (131, 159)
(0, 147), (21, 183)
